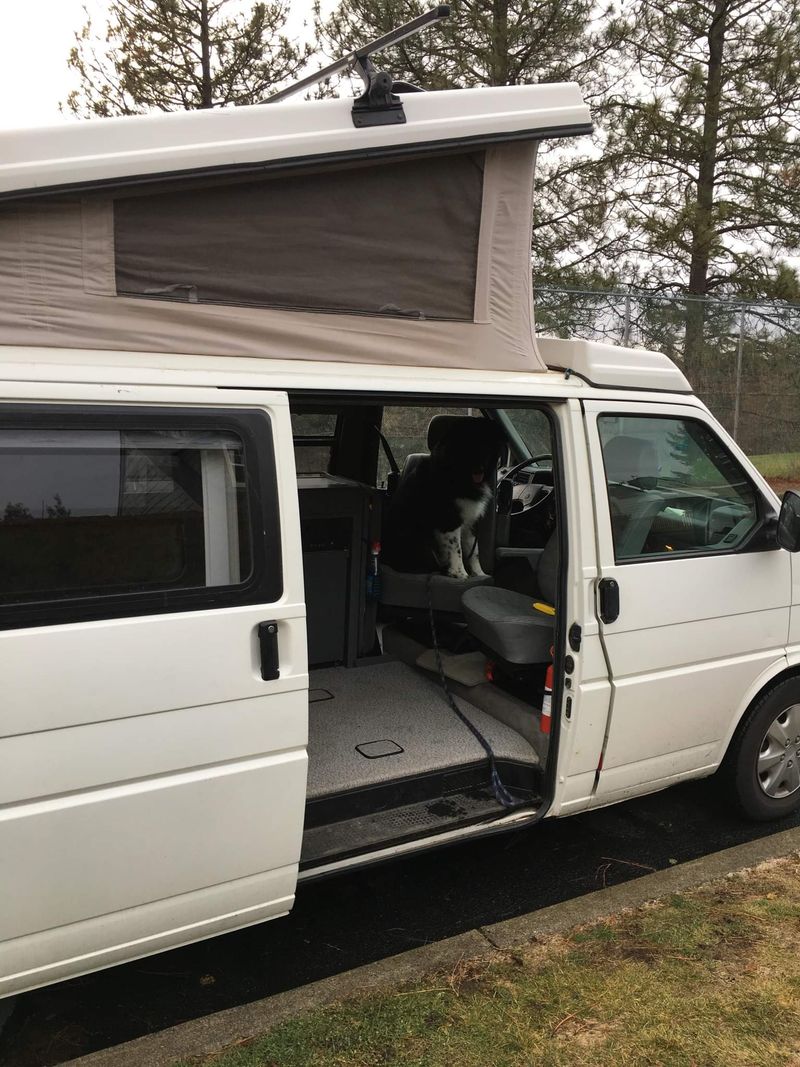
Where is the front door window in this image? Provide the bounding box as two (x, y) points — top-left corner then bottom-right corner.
(597, 415), (760, 560)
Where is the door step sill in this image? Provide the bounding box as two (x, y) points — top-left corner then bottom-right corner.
(300, 786), (538, 869)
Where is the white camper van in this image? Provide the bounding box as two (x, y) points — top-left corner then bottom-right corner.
(1, 64), (800, 1001)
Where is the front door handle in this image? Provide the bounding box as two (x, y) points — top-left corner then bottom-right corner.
(598, 578), (620, 624)
(258, 621), (280, 681)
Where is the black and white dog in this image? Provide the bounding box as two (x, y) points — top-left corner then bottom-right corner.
(382, 419), (507, 579)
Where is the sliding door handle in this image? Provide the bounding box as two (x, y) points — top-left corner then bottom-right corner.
(258, 621), (280, 681)
(598, 578), (620, 624)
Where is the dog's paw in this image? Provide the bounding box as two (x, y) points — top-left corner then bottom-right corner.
(444, 567), (470, 580)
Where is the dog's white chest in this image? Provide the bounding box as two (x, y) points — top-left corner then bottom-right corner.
(455, 490), (490, 529)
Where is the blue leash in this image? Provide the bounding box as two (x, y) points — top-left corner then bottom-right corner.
(425, 574), (523, 810)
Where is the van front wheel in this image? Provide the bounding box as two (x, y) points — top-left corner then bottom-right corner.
(725, 679), (800, 821)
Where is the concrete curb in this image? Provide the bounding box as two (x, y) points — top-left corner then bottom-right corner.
(60, 825), (800, 1067)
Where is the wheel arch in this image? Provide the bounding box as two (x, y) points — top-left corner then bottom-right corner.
(716, 655), (800, 767)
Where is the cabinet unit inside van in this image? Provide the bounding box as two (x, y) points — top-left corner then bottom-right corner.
(1, 69), (799, 1001)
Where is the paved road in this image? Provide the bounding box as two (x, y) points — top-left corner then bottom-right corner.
(2, 777), (798, 1067)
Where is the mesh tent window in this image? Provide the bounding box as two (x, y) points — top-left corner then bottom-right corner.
(114, 153), (485, 322)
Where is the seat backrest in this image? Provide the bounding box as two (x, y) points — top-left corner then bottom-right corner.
(603, 435), (659, 489)
(391, 452), (427, 495)
(537, 532), (559, 605)
(386, 416), (478, 498)
(427, 414), (479, 450)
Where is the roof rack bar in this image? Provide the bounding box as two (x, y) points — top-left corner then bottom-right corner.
(266, 6), (450, 104)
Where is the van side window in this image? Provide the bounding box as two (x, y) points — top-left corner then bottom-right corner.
(291, 411), (338, 475)
(597, 415), (760, 560)
(0, 410), (281, 626)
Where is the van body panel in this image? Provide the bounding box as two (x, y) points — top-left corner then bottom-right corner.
(790, 554), (800, 650)
(0, 688), (307, 805)
(583, 399), (791, 799)
(0, 754), (305, 942)
(554, 770), (599, 815)
(2, 868), (294, 995)
(599, 644), (786, 769)
(588, 752), (719, 808)
(0, 385), (308, 997)
(0, 606), (308, 738)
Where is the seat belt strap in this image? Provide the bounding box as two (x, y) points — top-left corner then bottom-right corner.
(373, 424), (400, 476)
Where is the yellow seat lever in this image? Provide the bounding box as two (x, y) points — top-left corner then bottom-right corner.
(533, 601), (555, 616)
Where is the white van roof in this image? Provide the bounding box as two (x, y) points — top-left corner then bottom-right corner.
(0, 340), (693, 396)
(0, 84), (590, 199)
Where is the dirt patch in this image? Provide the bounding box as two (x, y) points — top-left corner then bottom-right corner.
(766, 477), (800, 495)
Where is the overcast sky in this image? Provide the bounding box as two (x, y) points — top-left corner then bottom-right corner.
(0, 0), (320, 129)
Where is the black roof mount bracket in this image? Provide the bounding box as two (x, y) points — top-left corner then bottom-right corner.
(266, 6), (450, 129)
(350, 54), (405, 128)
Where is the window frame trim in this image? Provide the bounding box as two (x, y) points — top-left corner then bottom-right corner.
(0, 404), (282, 630)
(593, 409), (771, 565)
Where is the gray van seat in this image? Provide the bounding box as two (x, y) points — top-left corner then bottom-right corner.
(381, 564), (491, 614)
(461, 533), (558, 665)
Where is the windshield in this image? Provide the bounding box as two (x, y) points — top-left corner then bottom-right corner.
(501, 408), (551, 464)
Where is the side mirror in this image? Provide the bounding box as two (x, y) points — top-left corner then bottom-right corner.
(778, 490), (800, 552)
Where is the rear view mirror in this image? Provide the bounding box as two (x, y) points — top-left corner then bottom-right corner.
(778, 490), (800, 552)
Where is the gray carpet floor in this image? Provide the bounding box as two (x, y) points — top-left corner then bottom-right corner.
(308, 660), (538, 800)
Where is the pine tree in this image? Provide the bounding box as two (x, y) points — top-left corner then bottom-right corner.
(66, 0), (314, 116)
(317, 0), (623, 286)
(605, 0), (800, 373)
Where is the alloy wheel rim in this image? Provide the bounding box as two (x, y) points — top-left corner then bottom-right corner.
(757, 704), (800, 799)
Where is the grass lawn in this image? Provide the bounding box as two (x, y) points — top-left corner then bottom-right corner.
(750, 453), (800, 481)
(176, 855), (800, 1067)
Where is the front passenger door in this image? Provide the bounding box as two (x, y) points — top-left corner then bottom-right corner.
(583, 401), (791, 804)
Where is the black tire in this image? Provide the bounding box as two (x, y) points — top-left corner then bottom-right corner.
(723, 677), (800, 821)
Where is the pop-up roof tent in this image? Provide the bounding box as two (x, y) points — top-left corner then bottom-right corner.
(0, 44), (591, 372)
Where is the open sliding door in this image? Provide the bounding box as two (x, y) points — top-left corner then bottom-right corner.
(0, 384), (308, 996)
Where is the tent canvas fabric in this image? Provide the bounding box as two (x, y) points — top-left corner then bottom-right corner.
(0, 142), (546, 373)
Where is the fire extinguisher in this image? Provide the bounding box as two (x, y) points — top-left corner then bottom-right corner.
(541, 647), (554, 735)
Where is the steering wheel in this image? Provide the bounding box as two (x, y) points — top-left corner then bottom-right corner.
(497, 455), (554, 515)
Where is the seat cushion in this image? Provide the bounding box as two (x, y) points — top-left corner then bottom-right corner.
(461, 585), (553, 665)
(380, 564), (492, 614)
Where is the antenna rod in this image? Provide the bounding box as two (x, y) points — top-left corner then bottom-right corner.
(266, 6), (450, 104)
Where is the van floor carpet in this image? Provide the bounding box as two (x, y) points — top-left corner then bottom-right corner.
(307, 660), (538, 800)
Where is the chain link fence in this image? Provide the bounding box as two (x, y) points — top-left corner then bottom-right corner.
(534, 287), (800, 464)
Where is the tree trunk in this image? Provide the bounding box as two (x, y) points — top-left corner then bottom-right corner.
(683, 0), (727, 382)
(199, 0), (213, 108)
(489, 0), (510, 85)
